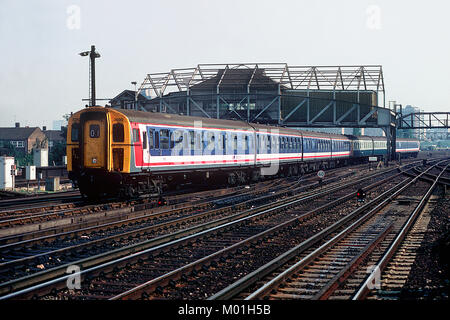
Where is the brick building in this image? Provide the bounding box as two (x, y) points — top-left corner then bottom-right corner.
(0, 123), (47, 154)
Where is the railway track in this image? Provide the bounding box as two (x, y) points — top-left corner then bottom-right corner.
(353, 163), (449, 300)
(0, 166), (361, 285)
(0, 163), (377, 292)
(224, 162), (447, 300)
(0, 177), (287, 233)
(0, 159), (436, 299)
(0, 191), (82, 211)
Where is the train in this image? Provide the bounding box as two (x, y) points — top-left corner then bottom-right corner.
(67, 106), (420, 199)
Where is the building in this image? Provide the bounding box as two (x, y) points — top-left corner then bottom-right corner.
(109, 90), (150, 110)
(399, 105), (423, 139)
(43, 128), (66, 149)
(109, 64), (386, 129)
(426, 128), (449, 141)
(0, 123), (47, 154)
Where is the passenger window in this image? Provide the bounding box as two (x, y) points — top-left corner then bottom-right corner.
(222, 134), (226, 153)
(233, 135), (238, 150)
(205, 132), (215, 151)
(113, 123), (124, 142)
(71, 123), (79, 142)
(149, 129), (154, 148)
(154, 131), (159, 149)
(189, 131), (195, 148)
(160, 129), (170, 149)
(183, 131), (190, 150)
(195, 132), (202, 151)
(89, 124), (100, 138)
(245, 136), (249, 151)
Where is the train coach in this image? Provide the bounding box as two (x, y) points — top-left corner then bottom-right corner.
(67, 106), (419, 198)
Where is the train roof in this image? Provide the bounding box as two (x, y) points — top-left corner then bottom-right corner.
(346, 135), (419, 143)
(74, 108), (418, 143)
(396, 137), (420, 142)
(114, 108), (349, 139)
(346, 135), (387, 141)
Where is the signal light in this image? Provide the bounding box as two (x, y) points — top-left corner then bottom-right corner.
(157, 197), (167, 206)
(357, 188), (366, 202)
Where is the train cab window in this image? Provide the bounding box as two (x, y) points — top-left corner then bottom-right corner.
(160, 129), (170, 149)
(132, 128), (140, 143)
(71, 123), (79, 142)
(89, 124), (100, 138)
(142, 131), (147, 149)
(113, 123), (124, 142)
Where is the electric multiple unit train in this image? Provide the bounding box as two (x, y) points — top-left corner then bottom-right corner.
(67, 107), (420, 198)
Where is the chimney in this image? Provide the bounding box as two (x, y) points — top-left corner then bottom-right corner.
(15, 122), (20, 128)
(43, 126), (47, 131)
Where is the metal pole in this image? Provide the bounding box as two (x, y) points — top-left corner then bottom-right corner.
(135, 83), (137, 109)
(80, 45), (100, 107)
(132, 81), (137, 109)
(90, 45), (96, 106)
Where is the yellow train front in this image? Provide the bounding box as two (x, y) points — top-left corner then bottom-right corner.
(67, 107), (147, 198)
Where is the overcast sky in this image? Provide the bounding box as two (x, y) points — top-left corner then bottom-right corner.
(0, 0), (448, 128)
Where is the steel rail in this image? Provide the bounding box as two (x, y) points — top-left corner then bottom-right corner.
(110, 169), (415, 300)
(0, 191), (81, 209)
(352, 163), (449, 300)
(242, 160), (447, 300)
(0, 170), (346, 253)
(0, 163), (409, 299)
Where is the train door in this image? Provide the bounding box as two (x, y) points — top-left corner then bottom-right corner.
(81, 112), (108, 169)
(141, 127), (151, 167)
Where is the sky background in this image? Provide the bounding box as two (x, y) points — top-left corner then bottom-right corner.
(0, 0), (449, 128)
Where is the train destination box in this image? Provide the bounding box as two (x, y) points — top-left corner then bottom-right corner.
(0, 156), (15, 190)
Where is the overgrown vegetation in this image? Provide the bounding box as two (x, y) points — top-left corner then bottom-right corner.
(3, 144), (33, 166)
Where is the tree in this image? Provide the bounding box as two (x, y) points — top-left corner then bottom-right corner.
(4, 143), (33, 166)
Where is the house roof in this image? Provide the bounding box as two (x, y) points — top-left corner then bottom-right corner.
(43, 130), (65, 142)
(0, 127), (41, 140)
(109, 90), (149, 104)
